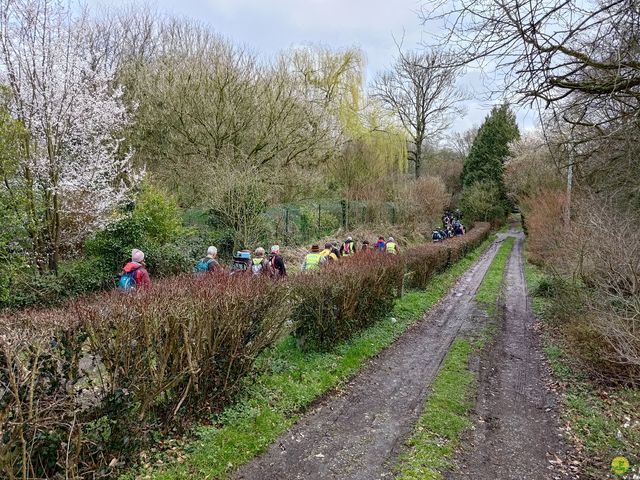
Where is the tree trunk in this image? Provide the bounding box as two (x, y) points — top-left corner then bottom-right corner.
(414, 141), (422, 178)
(564, 160), (573, 229)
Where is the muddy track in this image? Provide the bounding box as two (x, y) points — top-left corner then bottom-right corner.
(446, 233), (571, 480)
(234, 239), (503, 480)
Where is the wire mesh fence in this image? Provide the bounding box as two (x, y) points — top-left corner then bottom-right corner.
(264, 200), (398, 244)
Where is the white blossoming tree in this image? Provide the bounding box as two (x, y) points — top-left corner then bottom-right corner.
(0, 0), (140, 272)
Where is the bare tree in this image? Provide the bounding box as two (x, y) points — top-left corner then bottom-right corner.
(421, 0), (640, 114)
(449, 127), (478, 158)
(422, 0), (640, 209)
(372, 48), (465, 178)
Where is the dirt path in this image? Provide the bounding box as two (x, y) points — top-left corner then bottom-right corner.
(234, 240), (503, 480)
(447, 233), (571, 480)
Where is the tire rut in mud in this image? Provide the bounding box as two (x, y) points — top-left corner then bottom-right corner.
(233, 241), (503, 480)
(446, 234), (571, 480)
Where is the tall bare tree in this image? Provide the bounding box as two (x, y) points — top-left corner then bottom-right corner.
(372, 48), (465, 178)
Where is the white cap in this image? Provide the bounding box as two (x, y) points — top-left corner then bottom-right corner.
(271, 245), (280, 253)
(388, 236), (395, 242)
(207, 246), (217, 256)
(132, 248), (144, 263)
(347, 236), (352, 241)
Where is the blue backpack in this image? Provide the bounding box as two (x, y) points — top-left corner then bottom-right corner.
(118, 267), (139, 291)
(195, 258), (213, 273)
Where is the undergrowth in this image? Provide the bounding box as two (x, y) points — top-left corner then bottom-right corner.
(524, 255), (640, 479)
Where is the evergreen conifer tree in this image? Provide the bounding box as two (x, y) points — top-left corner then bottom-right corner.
(461, 103), (520, 192)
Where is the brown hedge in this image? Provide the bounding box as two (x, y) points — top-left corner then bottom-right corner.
(289, 252), (404, 351)
(404, 223), (490, 289)
(0, 223), (490, 478)
(0, 273), (290, 479)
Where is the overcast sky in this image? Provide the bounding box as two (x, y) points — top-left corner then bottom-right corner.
(91, 0), (538, 136)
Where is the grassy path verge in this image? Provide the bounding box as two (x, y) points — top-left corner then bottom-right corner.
(524, 258), (640, 479)
(126, 237), (495, 480)
(395, 236), (514, 480)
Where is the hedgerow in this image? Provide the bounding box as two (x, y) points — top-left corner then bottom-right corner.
(290, 253), (405, 351)
(0, 273), (290, 479)
(404, 223), (490, 289)
(0, 224), (490, 478)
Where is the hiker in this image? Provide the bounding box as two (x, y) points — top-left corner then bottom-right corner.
(442, 210), (453, 231)
(269, 245), (287, 278)
(432, 229), (445, 242)
(453, 220), (465, 236)
(320, 242), (338, 262)
(340, 236), (355, 256)
(385, 236), (400, 255)
(330, 240), (341, 258)
(251, 247), (269, 275)
(195, 246), (221, 273)
(119, 248), (151, 290)
(301, 244), (325, 272)
(374, 236), (386, 252)
(230, 250), (252, 275)
(446, 223), (454, 238)
(361, 239), (371, 251)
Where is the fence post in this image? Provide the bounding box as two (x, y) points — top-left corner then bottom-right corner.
(341, 200), (347, 230)
(285, 208), (289, 238)
(391, 204), (396, 225)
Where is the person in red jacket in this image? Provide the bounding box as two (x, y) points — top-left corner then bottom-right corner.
(119, 248), (151, 290)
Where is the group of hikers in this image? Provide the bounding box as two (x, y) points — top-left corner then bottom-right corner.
(118, 235), (400, 290)
(224, 234), (400, 276)
(300, 235), (400, 272)
(118, 208), (465, 291)
(432, 209), (466, 242)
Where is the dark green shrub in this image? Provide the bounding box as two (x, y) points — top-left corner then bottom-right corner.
(84, 215), (148, 273)
(142, 242), (193, 277)
(6, 271), (66, 309)
(460, 182), (508, 224)
(59, 256), (116, 295)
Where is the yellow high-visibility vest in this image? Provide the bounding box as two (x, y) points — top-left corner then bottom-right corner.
(303, 253), (322, 271)
(320, 249), (338, 261)
(386, 242), (398, 255)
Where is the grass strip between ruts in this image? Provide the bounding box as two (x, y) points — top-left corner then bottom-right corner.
(129, 236), (496, 480)
(395, 235), (515, 480)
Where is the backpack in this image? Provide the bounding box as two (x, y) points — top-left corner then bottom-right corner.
(251, 258), (265, 275)
(195, 258), (213, 273)
(118, 267), (139, 291)
(267, 255), (280, 276)
(231, 259), (249, 274)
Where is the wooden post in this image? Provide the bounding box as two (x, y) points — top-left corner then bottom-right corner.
(564, 156), (573, 229)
